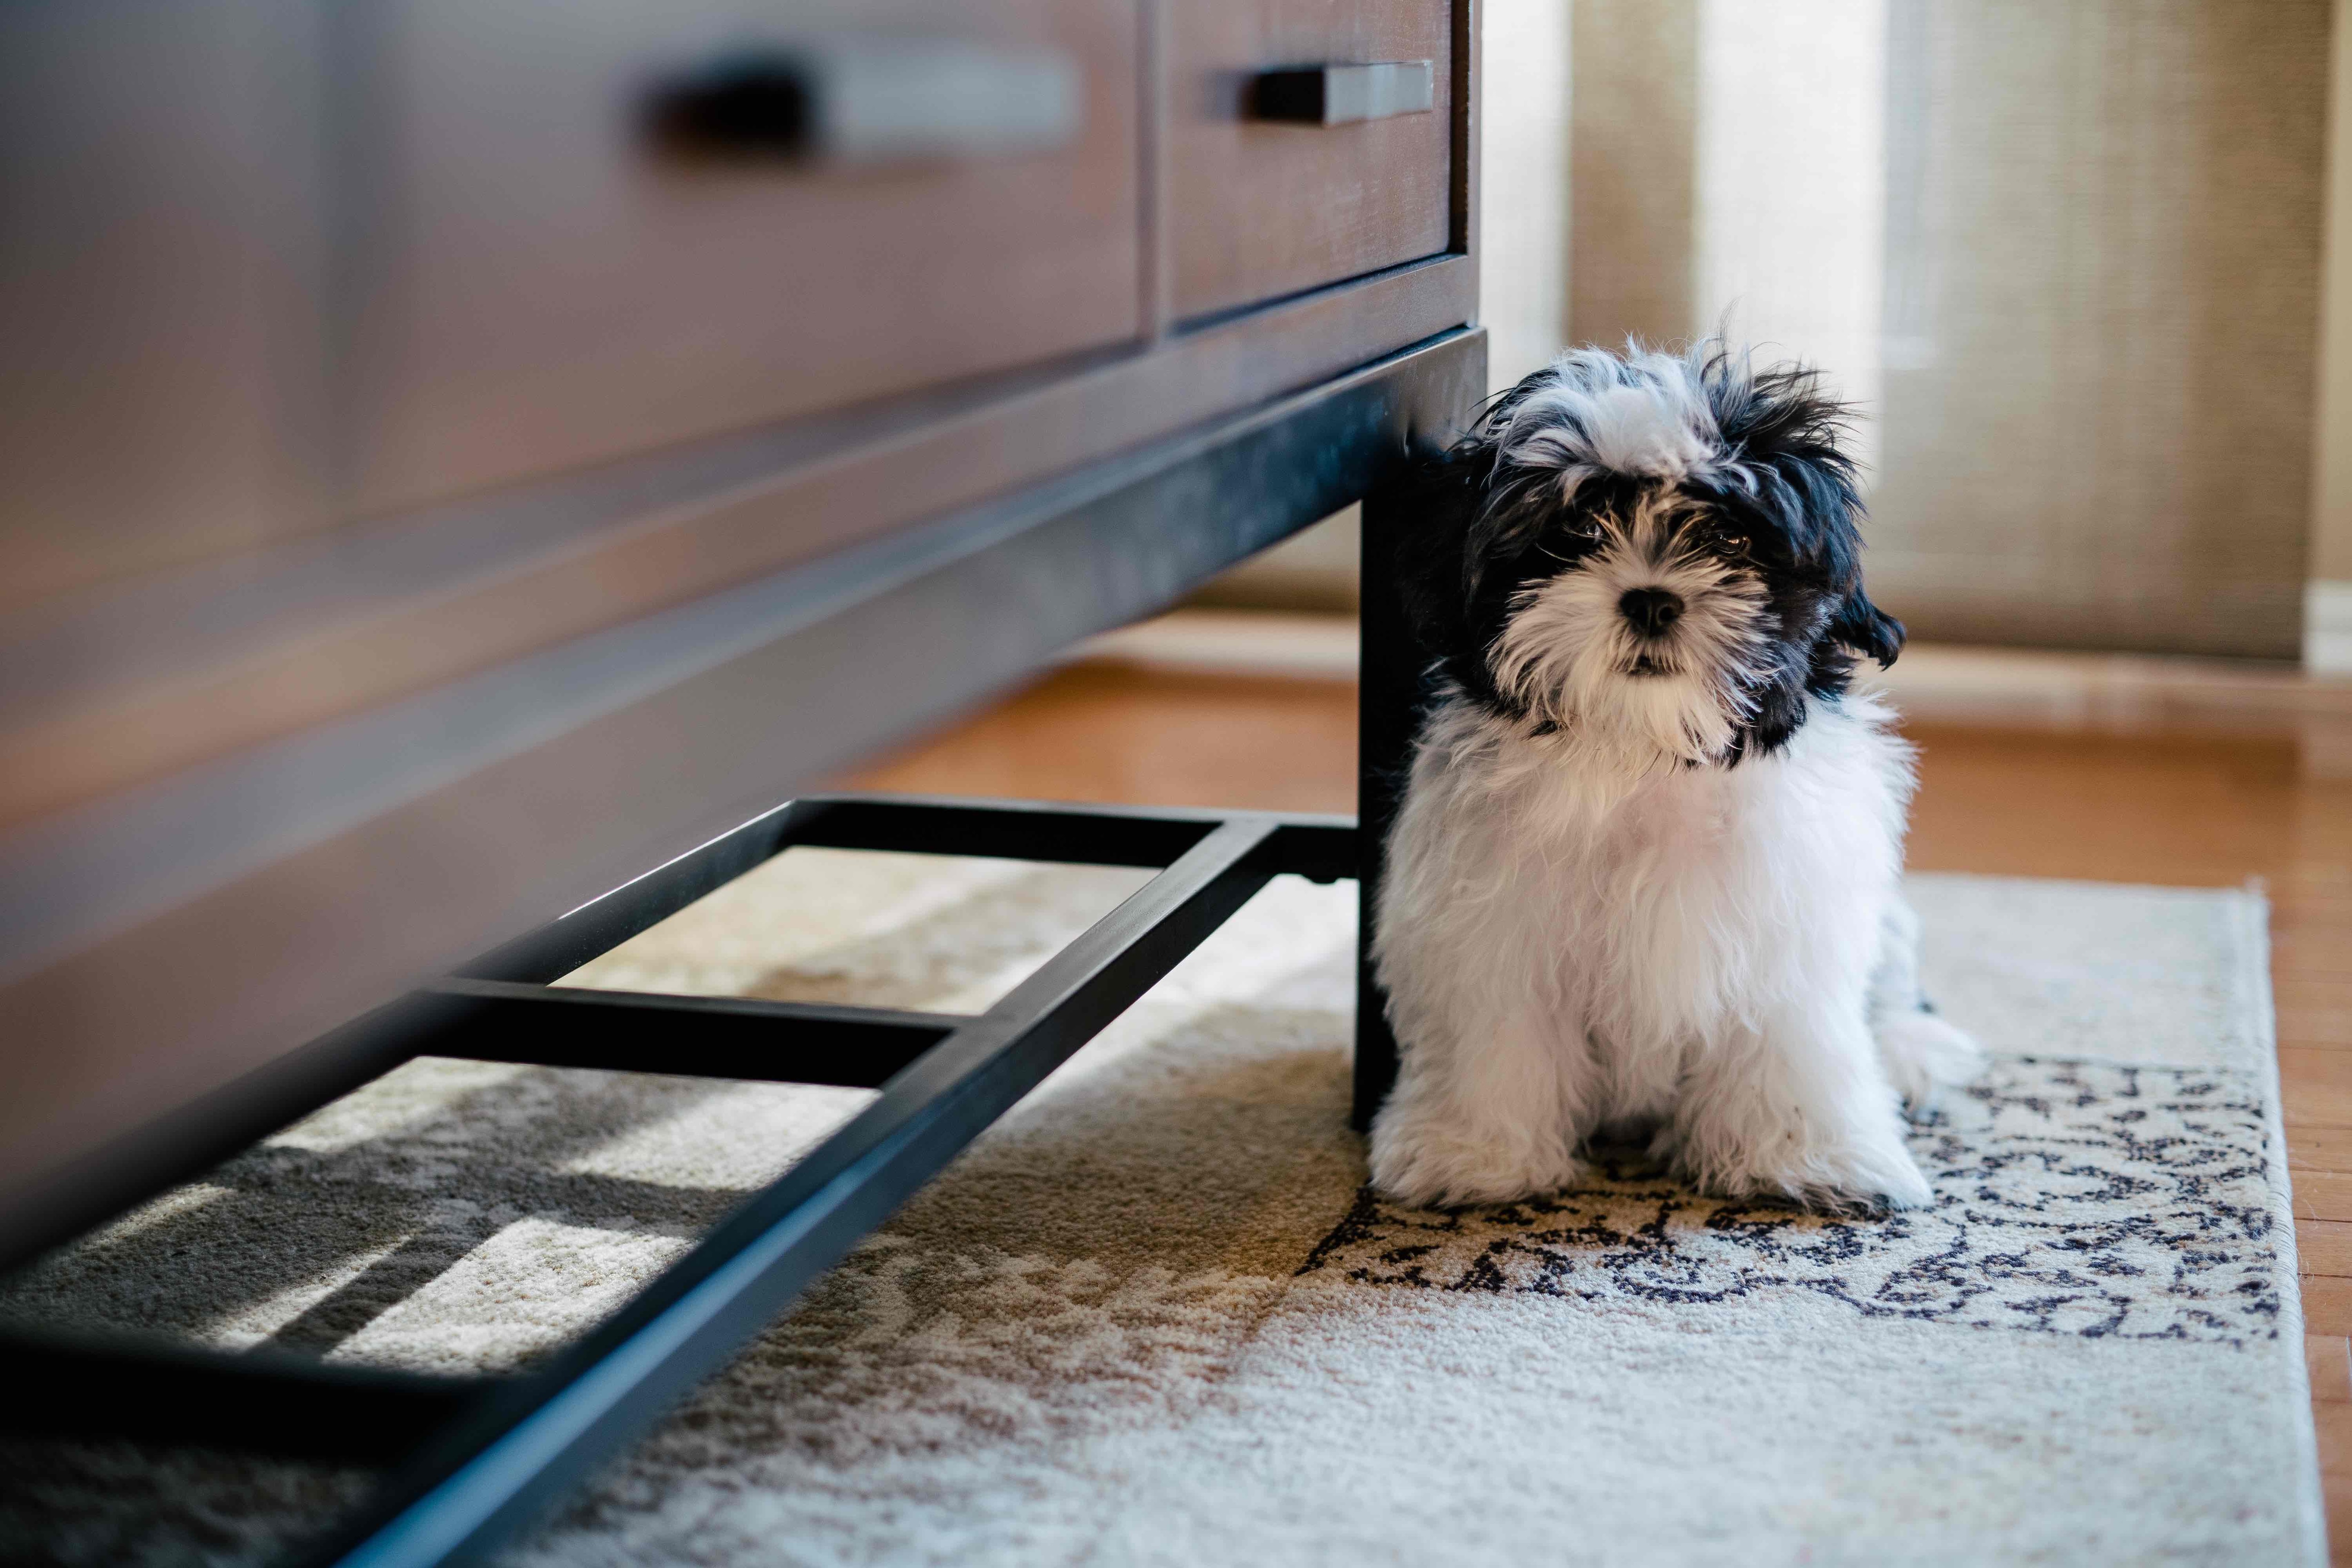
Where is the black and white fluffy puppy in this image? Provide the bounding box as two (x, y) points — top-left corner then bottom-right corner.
(1368, 341), (1982, 1212)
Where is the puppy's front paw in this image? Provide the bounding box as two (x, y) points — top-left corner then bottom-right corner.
(1811, 1140), (1933, 1211)
(1875, 1009), (1986, 1115)
(1368, 1102), (1581, 1209)
(1696, 1129), (1934, 1213)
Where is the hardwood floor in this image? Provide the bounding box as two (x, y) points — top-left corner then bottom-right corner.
(843, 660), (2352, 1555)
(845, 663), (1361, 815)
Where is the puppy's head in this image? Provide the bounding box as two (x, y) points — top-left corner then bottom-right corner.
(1395, 341), (1902, 764)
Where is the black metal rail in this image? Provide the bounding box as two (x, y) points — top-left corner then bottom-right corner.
(0, 793), (1365, 1568)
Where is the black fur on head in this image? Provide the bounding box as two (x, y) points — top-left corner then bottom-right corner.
(1392, 340), (1903, 764)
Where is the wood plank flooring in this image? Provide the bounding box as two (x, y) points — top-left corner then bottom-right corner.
(842, 661), (2352, 1555)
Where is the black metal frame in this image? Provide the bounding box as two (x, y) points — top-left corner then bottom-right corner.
(0, 322), (1446, 1563)
(2, 792), (1391, 1567)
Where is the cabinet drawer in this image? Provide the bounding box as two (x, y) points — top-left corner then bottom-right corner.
(345, 0), (1140, 513)
(1169, 0), (1451, 322)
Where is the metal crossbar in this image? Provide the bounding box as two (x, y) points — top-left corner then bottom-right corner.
(0, 793), (1359, 1568)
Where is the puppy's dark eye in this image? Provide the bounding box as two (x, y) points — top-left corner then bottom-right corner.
(1720, 533), (1748, 556)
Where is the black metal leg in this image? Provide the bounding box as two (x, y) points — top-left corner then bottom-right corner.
(1352, 326), (1484, 1131)
(1353, 480), (1418, 1133)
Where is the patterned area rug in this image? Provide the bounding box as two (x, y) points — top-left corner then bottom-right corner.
(0, 853), (2323, 1566)
(1304, 1055), (2280, 1342)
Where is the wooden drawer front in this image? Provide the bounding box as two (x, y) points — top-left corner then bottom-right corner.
(1170, 0), (1451, 322)
(345, 0), (1140, 513)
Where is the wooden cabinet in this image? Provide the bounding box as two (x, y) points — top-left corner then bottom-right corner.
(0, 0), (1477, 1271)
(1169, 0), (1454, 320)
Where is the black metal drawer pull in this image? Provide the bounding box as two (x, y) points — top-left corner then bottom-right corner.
(649, 39), (1081, 164)
(1248, 61), (1435, 126)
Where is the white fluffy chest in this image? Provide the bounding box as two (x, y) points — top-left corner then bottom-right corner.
(1386, 693), (1913, 1057)
(1497, 749), (1769, 1022)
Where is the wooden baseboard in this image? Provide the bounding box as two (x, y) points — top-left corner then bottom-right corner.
(1076, 610), (2352, 774)
(1074, 609), (1360, 680)
(1876, 645), (2352, 775)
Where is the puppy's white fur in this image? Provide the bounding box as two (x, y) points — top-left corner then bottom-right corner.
(1367, 348), (1981, 1212)
(1372, 686), (1975, 1210)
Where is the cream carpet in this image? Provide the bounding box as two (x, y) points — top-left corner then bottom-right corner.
(0, 850), (2324, 1566)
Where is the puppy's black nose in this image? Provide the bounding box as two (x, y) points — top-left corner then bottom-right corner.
(1619, 588), (1683, 637)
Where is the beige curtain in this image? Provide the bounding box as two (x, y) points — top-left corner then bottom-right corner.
(1571, 0), (2327, 659)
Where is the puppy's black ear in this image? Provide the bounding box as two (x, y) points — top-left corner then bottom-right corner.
(1701, 353), (1867, 565)
(1828, 587), (1905, 669)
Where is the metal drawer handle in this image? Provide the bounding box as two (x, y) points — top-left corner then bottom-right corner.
(1248, 61), (1434, 126)
(648, 39), (1081, 164)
